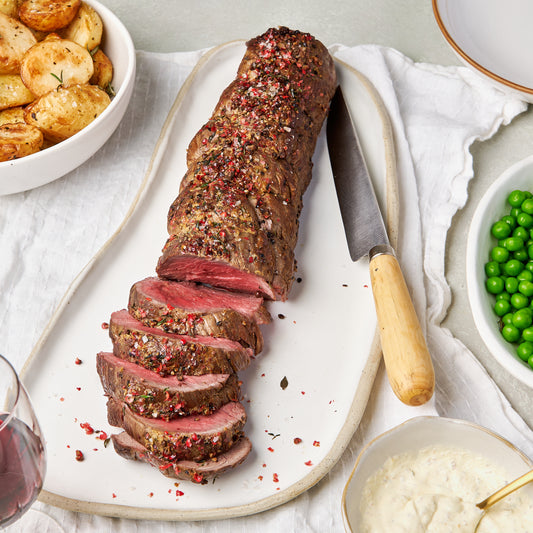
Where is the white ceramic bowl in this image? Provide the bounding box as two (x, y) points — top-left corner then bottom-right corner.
(342, 416), (533, 532)
(467, 155), (533, 389)
(433, 0), (533, 102)
(0, 0), (136, 196)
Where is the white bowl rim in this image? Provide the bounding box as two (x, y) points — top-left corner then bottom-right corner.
(341, 415), (533, 532)
(466, 154), (533, 389)
(432, 0), (533, 97)
(0, 0), (136, 177)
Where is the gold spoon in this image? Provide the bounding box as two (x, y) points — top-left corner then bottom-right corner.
(474, 468), (533, 531)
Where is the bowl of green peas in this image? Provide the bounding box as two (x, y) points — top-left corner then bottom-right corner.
(467, 155), (533, 387)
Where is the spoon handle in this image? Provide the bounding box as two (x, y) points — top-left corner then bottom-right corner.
(477, 469), (533, 510)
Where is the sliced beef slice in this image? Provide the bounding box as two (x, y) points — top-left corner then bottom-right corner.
(156, 185), (278, 300)
(96, 351), (241, 420)
(111, 431), (252, 483)
(128, 277), (269, 353)
(109, 310), (252, 377)
(107, 398), (246, 462)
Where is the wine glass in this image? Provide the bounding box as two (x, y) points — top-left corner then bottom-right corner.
(0, 354), (45, 528)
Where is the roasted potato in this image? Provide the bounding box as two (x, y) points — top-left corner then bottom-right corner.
(60, 1), (102, 51)
(24, 83), (110, 142)
(0, 122), (43, 161)
(20, 34), (93, 96)
(0, 0), (18, 18)
(18, 0), (81, 33)
(0, 105), (26, 125)
(89, 48), (112, 90)
(0, 74), (35, 110)
(0, 12), (37, 74)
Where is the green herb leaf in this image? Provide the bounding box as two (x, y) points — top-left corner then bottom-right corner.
(50, 70), (64, 86)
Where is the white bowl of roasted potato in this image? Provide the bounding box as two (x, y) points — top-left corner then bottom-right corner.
(0, 0), (135, 195)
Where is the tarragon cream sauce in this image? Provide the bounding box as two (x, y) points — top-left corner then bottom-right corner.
(360, 444), (533, 532)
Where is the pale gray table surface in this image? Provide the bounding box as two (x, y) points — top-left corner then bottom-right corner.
(96, 0), (533, 427)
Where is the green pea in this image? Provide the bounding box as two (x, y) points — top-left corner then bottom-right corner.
(497, 292), (511, 301)
(513, 308), (533, 329)
(523, 327), (533, 341)
(517, 342), (533, 361)
(502, 313), (514, 325)
(504, 237), (525, 252)
(504, 259), (523, 276)
(526, 261), (533, 273)
(515, 249), (529, 262)
(502, 215), (517, 229)
(508, 190), (526, 207)
(522, 198), (533, 215)
(486, 277), (504, 294)
(528, 354), (533, 369)
(518, 212), (533, 229)
(511, 207), (523, 219)
(505, 277), (519, 294)
(513, 226), (530, 240)
(511, 292), (529, 309)
(485, 261), (501, 277)
(492, 220), (512, 239)
(519, 270), (533, 282)
(491, 246), (509, 263)
(494, 299), (511, 317)
(519, 280), (533, 297)
(502, 324), (521, 343)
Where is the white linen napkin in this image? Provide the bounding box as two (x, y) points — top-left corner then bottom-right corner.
(2, 44), (531, 532)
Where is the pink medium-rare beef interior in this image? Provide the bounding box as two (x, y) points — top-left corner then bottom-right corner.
(110, 309), (252, 353)
(97, 351), (240, 420)
(131, 277), (271, 323)
(96, 351), (231, 393)
(156, 254), (276, 300)
(111, 431), (252, 482)
(133, 400), (245, 434)
(108, 398), (246, 436)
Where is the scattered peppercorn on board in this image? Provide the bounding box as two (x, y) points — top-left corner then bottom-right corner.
(20, 41), (398, 520)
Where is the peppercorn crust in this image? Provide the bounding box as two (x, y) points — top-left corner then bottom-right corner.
(107, 399), (247, 462)
(157, 26), (337, 301)
(97, 352), (241, 421)
(109, 310), (252, 377)
(128, 278), (268, 354)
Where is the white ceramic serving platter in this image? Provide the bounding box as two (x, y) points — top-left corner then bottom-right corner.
(21, 43), (398, 520)
(433, 0), (533, 102)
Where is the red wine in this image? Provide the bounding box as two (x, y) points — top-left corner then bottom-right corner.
(0, 414), (44, 527)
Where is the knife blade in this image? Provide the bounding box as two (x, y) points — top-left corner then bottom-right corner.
(327, 86), (434, 406)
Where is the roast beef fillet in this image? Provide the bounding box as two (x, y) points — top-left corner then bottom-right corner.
(109, 310), (252, 377)
(156, 27), (336, 301)
(111, 431), (252, 483)
(107, 398), (246, 462)
(128, 277), (269, 353)
(96, 351), (240, 420)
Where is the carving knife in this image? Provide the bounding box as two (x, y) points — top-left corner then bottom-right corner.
(326, 86), (434, 406)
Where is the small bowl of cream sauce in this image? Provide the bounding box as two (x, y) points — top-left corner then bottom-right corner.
(342, 416), (533, 532)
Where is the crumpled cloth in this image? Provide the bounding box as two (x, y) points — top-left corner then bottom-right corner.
(2, 44), (531, 532)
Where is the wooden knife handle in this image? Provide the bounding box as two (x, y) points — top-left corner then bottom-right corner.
(369, 252), (435, 406)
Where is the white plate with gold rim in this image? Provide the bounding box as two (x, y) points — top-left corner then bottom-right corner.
(433, 0), (533, 102)
(21, 42), (398, 520)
